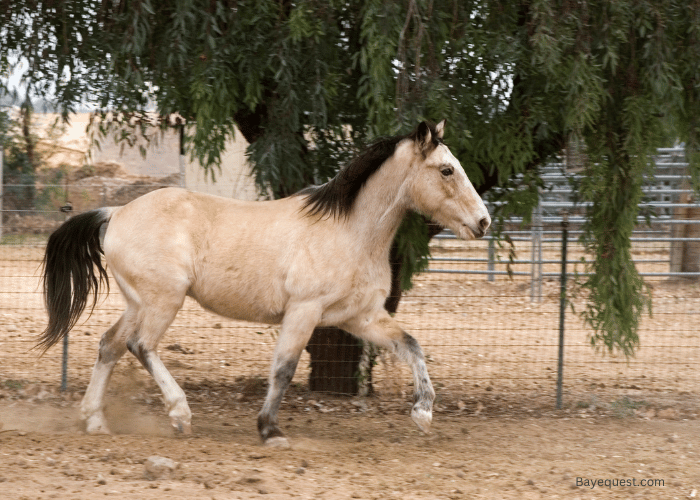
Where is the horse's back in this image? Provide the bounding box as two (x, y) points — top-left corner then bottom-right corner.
(106, 187), (300, 249)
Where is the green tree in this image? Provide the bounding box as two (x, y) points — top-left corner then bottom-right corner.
(2, 0), (699, 372)
(1, 98), (40, 213)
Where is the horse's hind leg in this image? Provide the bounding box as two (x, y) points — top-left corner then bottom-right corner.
(81, 311), (135, 434)
(258, 302), (322, 448)
(342, 312), (435, 433)
(126, 299), (192, 434)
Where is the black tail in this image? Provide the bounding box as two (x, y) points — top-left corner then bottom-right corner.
(37, 209), (112, 352)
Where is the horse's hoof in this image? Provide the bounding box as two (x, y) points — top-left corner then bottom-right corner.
(411, 407), (432, 434)
(172, 419), (192, 435)
(263, 436), (291, 449)
(85, 414), (111, 435)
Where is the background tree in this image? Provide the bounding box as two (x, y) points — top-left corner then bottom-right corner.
(1, 97), (40, 213)
(2, 1), (699, 388)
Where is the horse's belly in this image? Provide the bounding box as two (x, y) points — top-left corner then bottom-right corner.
(197, 296), (284, 324)
(188, 276), (286, 325)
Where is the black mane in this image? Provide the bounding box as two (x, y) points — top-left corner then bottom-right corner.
(298, 122), (442, 219)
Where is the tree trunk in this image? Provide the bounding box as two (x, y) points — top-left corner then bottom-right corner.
(305, 327), (365, 394)
(670, 189), (700, 277)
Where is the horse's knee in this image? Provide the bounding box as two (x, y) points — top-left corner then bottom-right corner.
(390, 331), (427, 366)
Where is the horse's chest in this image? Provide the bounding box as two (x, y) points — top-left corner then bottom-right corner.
(317, 262), (390, 325)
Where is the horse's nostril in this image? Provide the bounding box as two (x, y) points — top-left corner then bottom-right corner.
(478, 216), (490, 232)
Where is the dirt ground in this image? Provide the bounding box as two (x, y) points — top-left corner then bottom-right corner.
(1, 381), (699, 500)
(1, 239), (699, 499)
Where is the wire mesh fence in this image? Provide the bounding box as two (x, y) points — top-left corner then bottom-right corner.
(2, 226), (698, 407)
(1, 148), (699, 412)
(418, 228), (699, 396)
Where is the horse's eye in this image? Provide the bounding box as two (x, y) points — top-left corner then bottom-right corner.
(441, 166), (454, 177)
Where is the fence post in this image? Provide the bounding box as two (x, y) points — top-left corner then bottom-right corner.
(61, 332), (69, 392)
(537, 201), (543, 298)
(60, 208), (71, 392)
(530, 198), (543, 302)
(487, 237), (495, 282)
(556, 212), (568, 409)
(0, 141), (3, 242)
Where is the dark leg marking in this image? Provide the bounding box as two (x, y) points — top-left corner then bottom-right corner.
(257, 415), (285, 441)
(399, 331), (423, 356)
(273, 358), (299, 388)
(258, 358), (299, 442)
(127, 338), (153, 374)
(396, 331), (434, 406)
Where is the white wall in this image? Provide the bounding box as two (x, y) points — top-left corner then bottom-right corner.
(184, 132), (260, 201)
(35, 112), (260, 201)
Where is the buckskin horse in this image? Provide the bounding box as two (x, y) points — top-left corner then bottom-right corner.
(38, 120), (490, 448)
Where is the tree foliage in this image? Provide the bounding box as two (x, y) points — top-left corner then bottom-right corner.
(0, 100), (41, 211)
(2, 0), (700, 355)
(523, 1), (700, 355)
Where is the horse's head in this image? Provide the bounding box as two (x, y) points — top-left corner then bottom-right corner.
(403, 120), (490, 239)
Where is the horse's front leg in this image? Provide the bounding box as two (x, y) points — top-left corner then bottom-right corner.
(343, 312), (435, 433)
(397, 331), (435, 433)
(257, 302), (322, 448)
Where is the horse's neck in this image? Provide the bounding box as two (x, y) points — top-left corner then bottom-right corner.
(346, 155), (410, 257)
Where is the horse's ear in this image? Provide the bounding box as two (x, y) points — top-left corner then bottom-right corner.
(435, 119), (446, 140)
(415, 121), (432, 150)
